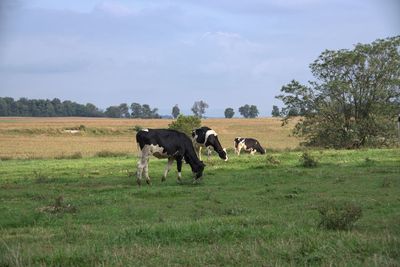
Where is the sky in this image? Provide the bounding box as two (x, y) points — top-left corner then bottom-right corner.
(0, 0), (399, 117)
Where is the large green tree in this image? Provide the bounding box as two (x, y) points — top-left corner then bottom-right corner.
(277, 36), (400, 148)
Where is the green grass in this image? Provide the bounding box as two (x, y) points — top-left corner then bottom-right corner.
(0, 149), (399, 266)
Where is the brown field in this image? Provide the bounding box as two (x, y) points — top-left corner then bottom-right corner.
(0, 117), (300, 159)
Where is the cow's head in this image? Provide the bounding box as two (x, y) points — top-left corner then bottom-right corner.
(219, 148), (228, 161)
(193, 161), (205, 179)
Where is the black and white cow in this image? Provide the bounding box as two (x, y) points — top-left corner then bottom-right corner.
(191, 126), (228, 161)
(136, 129), (205, 186)
(234, 137), (265, 155)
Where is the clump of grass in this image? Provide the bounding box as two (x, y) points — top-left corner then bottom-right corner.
(134, 125), (143, 132)
(38, 196), (77, 214)
(317, 200), (362, 230)
(33, 171), (50, 183)
(266, 155), (280, 165)
(381, 177), (391, 188)
(55, 152), (83, 160)
(299, 152), (318, 168)
(96, 150), (128, 158)
(0, 156), (12, 161)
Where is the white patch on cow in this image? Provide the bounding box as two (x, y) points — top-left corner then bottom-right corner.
(141, 144), (168, 159)
(204, 130), (217, 144)
(142, 129), (149, 132)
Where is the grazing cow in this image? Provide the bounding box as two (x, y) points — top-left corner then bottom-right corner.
(234, 137), (265, 155)
(136, 129), (205, 186)
(191, 126), (228, 161)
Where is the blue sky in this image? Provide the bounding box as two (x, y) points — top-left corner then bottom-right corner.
(0, 0), (399, 117)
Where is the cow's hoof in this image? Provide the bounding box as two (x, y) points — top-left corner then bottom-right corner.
(146, 179), (151, 185)
(136, 179), (142, 186)
(161, 177), (166, 182)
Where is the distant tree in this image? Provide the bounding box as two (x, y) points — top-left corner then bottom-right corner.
(168, 115), (201, 137)
(105, 106), (122, 118)
(172, 104), (180, 119)
(238, 104), (250, 118)
(191, 100), (209, 118)
(130, 103), (143, 118)
(271, 105), (280, 117)
(0, 98), (8, 116)
(239, 104), (259, 118)
(249, 105), (259, 118)
(224, 108), (235, 118)
(86, 103), (103, 117)
(119, 103), (130, 118)
(141, 104), (160, 118)
(276, 36), (400, 148)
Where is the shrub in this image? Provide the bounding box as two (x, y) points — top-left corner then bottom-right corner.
(299, 152), (318, 167)
(168, 115), (201, 137)
(317, 200), (362, 230)
(134, 125), (143, 132)
(96, 150), (127, 158)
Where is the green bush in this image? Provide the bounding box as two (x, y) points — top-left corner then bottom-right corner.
(299, 152), (318, 167)
(168, 115), (201, 137)
(317, 200), (362, 230)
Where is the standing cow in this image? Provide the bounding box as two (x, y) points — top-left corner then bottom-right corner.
(234, 137), (265, 155)
(136, 129), (205, 186)
(192, 126), (228, 161)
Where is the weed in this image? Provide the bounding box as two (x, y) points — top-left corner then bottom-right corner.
(317, 200), (362, 230)
(299, 152), (318, 168)
(96, 150), (128, 158)
(38, 196), (78, 214)
(266, 155), (280, 165)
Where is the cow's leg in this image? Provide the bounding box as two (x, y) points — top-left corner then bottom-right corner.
(250, 149), (256, 155)
(143, 157), (151, 185)
(176, 157), (183, 184)
(207, 147), (211, 161)
(237, 144), (242, 155)
(137, 146), (149, 186)
(162, 158), (174, 182)
(198, 146), (202, 161)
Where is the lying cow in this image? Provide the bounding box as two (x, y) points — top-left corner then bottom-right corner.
(234, 137), (266, 155)
(136, 129), (205, 186)
(192, 126), (228, 161)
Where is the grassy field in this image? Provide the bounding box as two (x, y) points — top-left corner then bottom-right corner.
(0, 117), (299, 159)
(0, 148), (399, 266)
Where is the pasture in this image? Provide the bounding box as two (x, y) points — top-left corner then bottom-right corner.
(0, 118), (399, 266)
(0, 117), (298, 160)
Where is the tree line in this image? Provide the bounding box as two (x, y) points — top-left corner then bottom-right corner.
(0, 97), (260, 118)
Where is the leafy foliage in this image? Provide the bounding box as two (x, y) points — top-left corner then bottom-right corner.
(277, 36), (400, 148)
(317, 200), (362, 230)
(168, 115), (201, 137)
(299, 152), (318, 168)
(271, 105), (280, 117)
(238, 104), (259, 118)
(224, 107), (235, 118)
(191, 100), (209, 118)
(172, 104), (180, 119)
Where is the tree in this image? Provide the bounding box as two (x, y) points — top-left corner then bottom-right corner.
(224, 108), (235, 118)
(239, 104), (259, 118)
(105, 106), (122, 118)
(239, 104), (250, 118)
(168, 115), (201, 137)
(191, 100), (209, 118)
(172, 104), (180, 119)
(271, 105), (280, 117)
(249, 105), (259, 118)
(119, 103), (130, 118)
(276, 36), (400, 148)
(130, 103), (143, 118)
